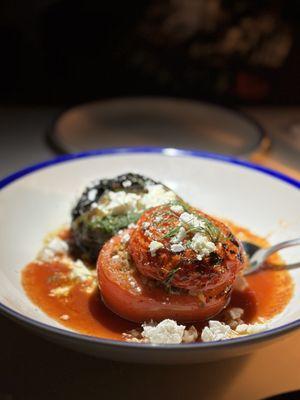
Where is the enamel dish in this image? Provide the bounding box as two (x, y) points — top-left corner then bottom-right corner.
(0, 148), (299, 364)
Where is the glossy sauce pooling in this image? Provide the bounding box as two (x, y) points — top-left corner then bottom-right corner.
(22, 225), (294, 341)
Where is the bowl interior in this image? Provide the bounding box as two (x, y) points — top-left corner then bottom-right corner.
(0, 151), (300, 337)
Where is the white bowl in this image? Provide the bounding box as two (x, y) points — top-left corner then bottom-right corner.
(0, 147), (299, 364)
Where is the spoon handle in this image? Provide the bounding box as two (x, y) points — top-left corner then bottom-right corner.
(245, 238), (300, 275)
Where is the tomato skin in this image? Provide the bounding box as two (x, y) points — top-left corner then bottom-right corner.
(97, 230), (230, 323)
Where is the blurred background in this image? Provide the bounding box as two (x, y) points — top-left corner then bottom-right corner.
(0, 0), (299, 177)
(1, 0), (300, 105)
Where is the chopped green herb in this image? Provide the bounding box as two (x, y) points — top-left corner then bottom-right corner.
(170, 199), (191, 213)
(186, 213), (226, 244)
(88, 212), (141, 236)
(163, 266), (181, 288)
(163, 226), (180, 238)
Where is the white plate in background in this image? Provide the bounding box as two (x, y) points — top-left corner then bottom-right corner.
(49, 98), (266, 156)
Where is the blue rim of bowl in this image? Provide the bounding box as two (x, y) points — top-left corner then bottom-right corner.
(0, 146), (299, 351)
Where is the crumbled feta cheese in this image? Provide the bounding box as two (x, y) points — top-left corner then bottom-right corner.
(201, 320), (268, 342)
(122, 329), (145, 343)
(177, 226), (186, 240)
(229, 307), (244, 321)
(155, 216), (162, 223)
(140, 184), (177, 209)
(142, 319), (185, 344)
(190, 233), (216, 260)
(97, 191), (140, 216)
(87, 188), (98, 201)
(170, 243), (185, 253)
(171, 227), (186, 243)
(84, 282), (97, 294)
(179, 212), (194, 224)
(142, 222), (151, 230)
(144, 230), (152, 238)
(179, 212), (205, 229)
(38, 238), (69, 263)
(38, 248), (56, 263)
(123, 321), (198, 344)
(60, 314), (70, 320)
(182, 325), (198, 343)
(235, 323), (268, 335)
(122, 180), (132, 188)
(68, 259), (95, 282)
(128, 276), (142, 294)
(121, 232), (131, 244)
(95, 184), (176, 217)
(47, 238), (69, 254)
(170, 204), (184, 214)
(201, 321), (237, 342)
(149, 241), (164, 256)
(112, 254), (120, 262)
(49, 286), (71, 297)
(257, 317), (266, 323)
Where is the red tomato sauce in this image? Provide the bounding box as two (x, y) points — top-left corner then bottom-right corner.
(21, 225), (294, 341)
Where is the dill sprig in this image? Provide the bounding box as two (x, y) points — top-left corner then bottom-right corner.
(192, 217), (226, 244)
(152, 200), (226, 245)
(170, 200), (191, 213)
(162, 209), (225, 244)
(163, 226), (180, 238)
(163, 266), (181, 288)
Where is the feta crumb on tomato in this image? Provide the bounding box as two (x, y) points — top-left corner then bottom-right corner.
(145, 230), (153, 238)
(179, 212), (205, 229)
(170, 243), (185, 253)
(149, 241), (164, 256)
(170, 227), (186, 243)
(142, 222), (151, 230)
(121, 232), (131, 244)
(142, 319), (185, 344)
(190, 233), (216, 260)
(170, 204), (184, 214)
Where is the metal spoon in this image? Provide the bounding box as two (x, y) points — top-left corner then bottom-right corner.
(242, 238), (300, 276)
